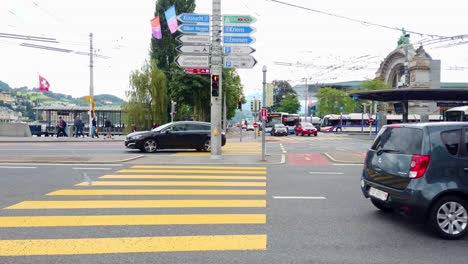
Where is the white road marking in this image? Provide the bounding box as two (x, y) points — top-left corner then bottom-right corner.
(309, 172), (344, 175)
(332, 164), (363, 166)
(280, 154), (285, 164)
(72, 168), (112, 170)
(273, 196), (326, 200)
(0, 163), (123, 167)
(0, 166), (37, 169)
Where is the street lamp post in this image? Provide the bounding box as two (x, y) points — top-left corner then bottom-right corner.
(304, 78), (308, 123)
(262, 65), (267, 161)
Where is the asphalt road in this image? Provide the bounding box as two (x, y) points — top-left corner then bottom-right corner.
(0, 133), (467, 263)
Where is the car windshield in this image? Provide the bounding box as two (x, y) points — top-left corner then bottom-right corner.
(301, 123), (314, 128)
(275, 124), (285, 128)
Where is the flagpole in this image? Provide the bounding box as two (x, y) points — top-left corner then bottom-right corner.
(89, 33), (94, 136)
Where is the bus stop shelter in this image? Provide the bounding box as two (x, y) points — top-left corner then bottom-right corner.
(350, 88), (468, 122)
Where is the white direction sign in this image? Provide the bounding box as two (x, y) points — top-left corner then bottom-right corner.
(224, 46), (256, 56)
(176, 34), (211, 44)
(224, 55), (257, 69)
(176, 45), (210, 54)
(175, 55), (210, 68)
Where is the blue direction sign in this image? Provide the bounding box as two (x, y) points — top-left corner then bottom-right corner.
(223, 26), (256, 35)
(177, 13), (210, 24)
(223, 36), (255, 45)
(177, 24), (210, 34)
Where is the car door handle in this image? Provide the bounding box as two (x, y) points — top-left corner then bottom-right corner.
(374, 167), (382, 172)
(464, 168), (468, 172)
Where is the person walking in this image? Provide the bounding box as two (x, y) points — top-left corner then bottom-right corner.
(74, 116), (84, 137)
(152, 121), (158, 129)
(104, 117), (113, 139)
(91, 117), (98, 138)
(57, 116), (68, 137)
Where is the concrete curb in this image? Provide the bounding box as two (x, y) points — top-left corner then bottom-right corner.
(0, 155), (144, 164)
(322, 152), (363, 164)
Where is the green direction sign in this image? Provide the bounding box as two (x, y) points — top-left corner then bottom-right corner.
(223, 15), (256, 24)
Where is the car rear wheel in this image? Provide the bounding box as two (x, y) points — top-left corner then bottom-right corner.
(370, 198), (393, 212)
(429, 196), (468, 240)
(142, 139), (157, 153)
(314, 133), (318, 137)
(202, 139), (211, 152)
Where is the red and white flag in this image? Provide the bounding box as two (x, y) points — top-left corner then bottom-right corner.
(38, 75), (50, 91)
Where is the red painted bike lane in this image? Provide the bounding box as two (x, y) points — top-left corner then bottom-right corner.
(287, 153), (331, 166)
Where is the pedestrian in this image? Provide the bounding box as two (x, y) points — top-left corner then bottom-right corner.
(74, 116), (84, 137)
(152, 121), (158, 129)
(91, 117), (98, 138)
(104, 117), (113, 139)
(57, 116), (68, 137)
(131, 124), (138, 133)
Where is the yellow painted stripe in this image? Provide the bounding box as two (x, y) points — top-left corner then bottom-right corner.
(47, 189), (267, 196)
(118, 169), (266, 175)
(130, 165), (266, 170)
(75, 181), (266, 187)
(0, 234), (267, 256)
(99, 175), (266, 180)
(0, 214), (266, 227)
(5, 200), (267, 209)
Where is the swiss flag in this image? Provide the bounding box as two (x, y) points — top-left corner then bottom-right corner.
(39, 75), (50, 91)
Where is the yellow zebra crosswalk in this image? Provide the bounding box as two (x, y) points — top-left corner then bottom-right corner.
(0, 164), (268, 257)
(175, 142), (262, 155)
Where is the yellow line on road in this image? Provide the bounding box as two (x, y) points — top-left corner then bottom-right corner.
(0, 214), (266, 227)
(47, 189), (267, 196)
(99, 175), (267, 180)
(0, 234), (267, 256)
(75, 181), (266, 187)
(5, 200), (267, 209)
(118, 169), (266, 175)
(130, 165), (266, 170)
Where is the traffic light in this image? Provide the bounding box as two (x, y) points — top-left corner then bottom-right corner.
(360, 104), (364, 113)
(211, 75), (219, 97)
(256, 100), (261, 111)
(250, 101), (254, 111)
(237, 98), (242, 110)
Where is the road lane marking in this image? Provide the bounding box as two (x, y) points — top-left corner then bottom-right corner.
(0, 163), (123, 167)
(130, 165), (266, 170)
(4, 200), (267, 209)
(99, 175), (266, 180)
(272, 196), (326, 200)
(73, 168), (112, 170)
(332, 164), (363, 166)
(75, 181), (266, 187)
(118, 169), (266, 175)
(0, 234), (267, 256)
(0, 166), (37, 169)
(0, 214), (266, 227)
(47, 189), (267, 196)
(309, 172), (344, 175)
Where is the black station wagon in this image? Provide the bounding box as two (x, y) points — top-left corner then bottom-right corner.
(361, 122), (468, 239)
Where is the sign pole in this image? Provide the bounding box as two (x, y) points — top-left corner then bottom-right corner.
(210, 0), (222, 159)
(261, 65), (267, 161)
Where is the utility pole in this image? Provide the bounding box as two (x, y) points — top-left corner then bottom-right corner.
(223, 93), (227, 131)
(261, 65), (267, 161)
(304, 77), (308, 123)
(210, 0), (222, 159)
(89, 33), (94, 136)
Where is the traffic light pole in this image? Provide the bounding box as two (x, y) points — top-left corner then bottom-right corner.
(261, 65), (267, 161)
(210, 0), (222, 159)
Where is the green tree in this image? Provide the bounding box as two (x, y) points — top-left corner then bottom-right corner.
(316, 87), (354, 116)
(276, 94), (301, 113)
(270, 80), (296, 112)
(359, 79), (390, 91)
(124, 60), (168, 130)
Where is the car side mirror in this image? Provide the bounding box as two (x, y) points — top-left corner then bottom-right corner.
(165, 130), (171, 134)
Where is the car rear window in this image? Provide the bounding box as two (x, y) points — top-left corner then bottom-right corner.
(441, 129), (461, 156)
(371, 127), (423, 155)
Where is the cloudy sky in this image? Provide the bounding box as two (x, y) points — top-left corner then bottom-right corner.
(1, 0), (467, 99)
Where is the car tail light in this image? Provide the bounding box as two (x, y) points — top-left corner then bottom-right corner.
(409, 155), (430, 179)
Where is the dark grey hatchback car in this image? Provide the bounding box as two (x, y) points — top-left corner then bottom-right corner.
(361, 122), (468, 239)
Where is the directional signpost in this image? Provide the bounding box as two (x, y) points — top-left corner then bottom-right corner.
(223, 15), (257, 24)
(177, 24), (210, 34)
(224, 55), (257, 69)
(223, 25), (256, 35)
(223, 46), (255, 55)
(176, 45), (210, 54)
(184, 68), (210, 75)
(177, 13), (210, 24)
(175, 55), (209, 68)
(223, 36), (256, 45)
(176, 35), (211, 44)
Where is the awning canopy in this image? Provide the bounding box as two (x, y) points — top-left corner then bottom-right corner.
(349, 88), (468, 102)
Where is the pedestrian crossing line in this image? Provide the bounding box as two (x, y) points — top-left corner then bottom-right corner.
(174, 151), (261, 156)
(117, 169), (267, 175)
(4, 200), (267, 209)
(75, 181), (266, 187)
(0, 214), (267, 227)
(130, 165), (267, 170)
(46, 189), (267, 196)
(99, 175), (267, 180)
(0, 234), (267, 256)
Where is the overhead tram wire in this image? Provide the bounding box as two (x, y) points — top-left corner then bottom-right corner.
(267, 0), (450, 39)
(0, 32), (58, 43)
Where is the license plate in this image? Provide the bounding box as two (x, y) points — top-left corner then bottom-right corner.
(369, 187), (388, 201)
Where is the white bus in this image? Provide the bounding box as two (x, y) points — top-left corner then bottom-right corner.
(445, 106), (468, 121)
